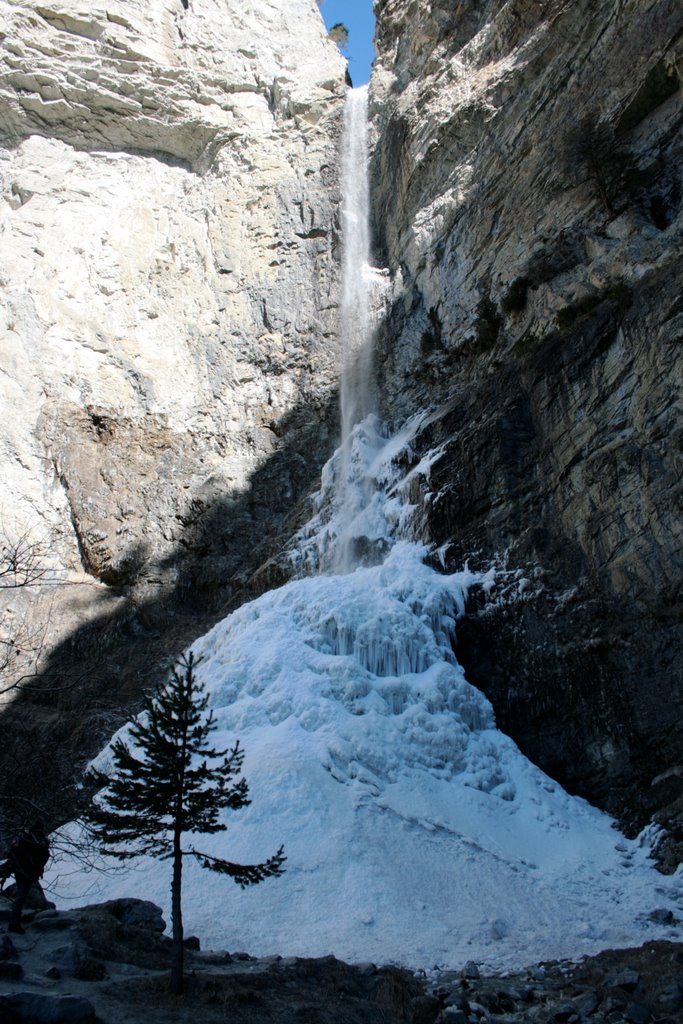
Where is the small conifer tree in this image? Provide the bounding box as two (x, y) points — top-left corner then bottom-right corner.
(84, 652), (285, 994)
(562, 115), (636, 219)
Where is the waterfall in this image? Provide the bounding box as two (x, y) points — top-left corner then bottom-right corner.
(289, 86), (395, 577)
(332, 86), (388, 574)
(339, 85), (373, 450)
(48, 66), (681, 980)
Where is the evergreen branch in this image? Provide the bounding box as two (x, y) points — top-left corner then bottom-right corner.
(188, 845), (286, 889)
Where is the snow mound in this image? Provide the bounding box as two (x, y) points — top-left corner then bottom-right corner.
(49, 543), (682, 970)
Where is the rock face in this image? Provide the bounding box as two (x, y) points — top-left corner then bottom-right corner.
(0, 0), (346, 570)
(0, 0), (345, 594)
(369, 0), (682, 854)
(0, 0), (345, 822)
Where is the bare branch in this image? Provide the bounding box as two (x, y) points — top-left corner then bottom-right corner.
(0, 530), (93, 697)
(0, 533), (50, 589)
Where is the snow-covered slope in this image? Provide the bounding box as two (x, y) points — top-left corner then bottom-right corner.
(49, 419), (682, 971)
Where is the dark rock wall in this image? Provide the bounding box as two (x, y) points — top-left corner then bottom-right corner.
(369, 0), (683, 859)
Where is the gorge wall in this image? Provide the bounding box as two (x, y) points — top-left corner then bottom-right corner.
(0, 0), (346, 823)
(0, 0), (681, 873)
(369, 0), (682, 863)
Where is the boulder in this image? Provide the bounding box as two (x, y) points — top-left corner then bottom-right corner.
(0, 993), (96, 1023)
(607, 968), (641, 992)
(48, 943), (106, 981)
(0, 934), (18, 960)
(1, 884), (54, 912)
(0, 961), (23, 981)
(32, 911), (76, 932)
(98, 897), (166, 932)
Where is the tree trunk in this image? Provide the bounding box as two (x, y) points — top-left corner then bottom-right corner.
(170, 829), (184, 995)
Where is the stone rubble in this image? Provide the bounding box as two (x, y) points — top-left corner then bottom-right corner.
(0, 895), (681, 1023)
(425, 942), (683, 1024)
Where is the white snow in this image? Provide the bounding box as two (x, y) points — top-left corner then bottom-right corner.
(47, 418), (682, 972)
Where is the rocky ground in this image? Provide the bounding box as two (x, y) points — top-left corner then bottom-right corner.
(0, 893), (681, 1024)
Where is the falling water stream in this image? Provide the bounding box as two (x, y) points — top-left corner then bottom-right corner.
(332, 86), (390, 573)
(339, 86), (374, 447)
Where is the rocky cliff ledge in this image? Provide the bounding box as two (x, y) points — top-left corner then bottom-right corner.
(369, 0), (682, 861)
(0, 0), (345, 821)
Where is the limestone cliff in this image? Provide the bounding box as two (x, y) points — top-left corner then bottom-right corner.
(369, 0), (682, 861)
(0, 0), (345, 820)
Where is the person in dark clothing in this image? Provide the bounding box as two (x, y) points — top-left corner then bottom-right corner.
(0, 821), (50, 933)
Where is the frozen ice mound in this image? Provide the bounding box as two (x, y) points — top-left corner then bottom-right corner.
(49, 541), (682, 970)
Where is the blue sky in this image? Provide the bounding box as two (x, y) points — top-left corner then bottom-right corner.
(320, 0), (376, 86)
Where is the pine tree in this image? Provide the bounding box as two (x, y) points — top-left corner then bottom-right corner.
(84, 652), (285, 994)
